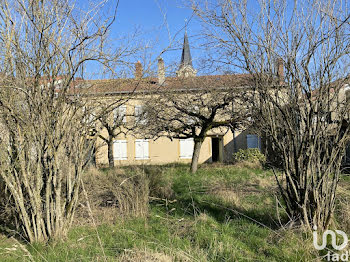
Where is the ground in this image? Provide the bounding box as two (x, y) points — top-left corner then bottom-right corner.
(1, 163), (349, 261)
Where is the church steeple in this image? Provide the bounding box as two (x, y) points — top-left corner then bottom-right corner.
(176, 32), (197, 77)
(180, 32), (193, 67)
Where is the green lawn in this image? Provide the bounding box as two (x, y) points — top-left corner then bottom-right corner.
(0, 164), (333, 261)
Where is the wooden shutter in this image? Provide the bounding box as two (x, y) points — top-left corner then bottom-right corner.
(114, 106), (127, 123)
(135, 105), (142, 122)
(135, 105), (147, 124)
(135, 139), (149, 159)
(113, 140), (127, 160)
(119, 106), (126, 122)
(180, 138), (194, 159)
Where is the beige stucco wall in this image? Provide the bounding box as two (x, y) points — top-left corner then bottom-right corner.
(96, 131), (216, 166)
(95, 127), (255, 167)
(93, 93), (259, 167)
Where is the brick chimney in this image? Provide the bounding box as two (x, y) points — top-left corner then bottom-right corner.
(158, 57), (165, 85)
(276, 58), (284, 85)
(135, 61), (142, 79)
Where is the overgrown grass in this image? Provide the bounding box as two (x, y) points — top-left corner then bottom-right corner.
(0, 164), (329, 261)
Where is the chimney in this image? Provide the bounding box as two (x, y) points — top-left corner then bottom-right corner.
(158, 57), (165, 85)
(276, 58), (284, 85)
(135, 61), (142, 79)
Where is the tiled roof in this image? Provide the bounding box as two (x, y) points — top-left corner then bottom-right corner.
(69, 74), (255, 96)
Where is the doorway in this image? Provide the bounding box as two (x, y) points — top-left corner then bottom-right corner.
(211, 137), (223, 162)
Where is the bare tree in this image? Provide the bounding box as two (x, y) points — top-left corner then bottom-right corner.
(0, 0), (119, 242)
(94, 98), (128, 168)
(142, 75), (252, 173)
(192, 0), (350, 230)
(89, 60), (154, 168)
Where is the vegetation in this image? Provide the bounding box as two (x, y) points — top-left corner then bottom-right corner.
(192, 0), (350, 231)
(0, 0), (122, 243)
(2, 164), (343, 261)
(142, 75), (252, 174)
(233, 148), (266, 165)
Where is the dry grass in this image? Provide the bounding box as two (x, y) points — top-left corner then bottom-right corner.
(117, 249), (173, 262)
(233, 160), (263, 169)
(267, 227), (321, 262)
(211, 189), (241, 206)
(335, 181), (350, 232)
(75, 167), (149, 225)
(205, 168), (277, 210)
(0, 165), (329, 261)
(143, 166), (174, 200)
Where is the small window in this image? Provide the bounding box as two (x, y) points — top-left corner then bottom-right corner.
(180, 138), (194, 159)
(83, 106), (95, 124)
(247, 134), (261, 150)
(135, 139), (149, 160)
(135, 105), (146, 124)
(187, 106), (199, 125)
(114, 105), (126, 123)
(113, 140), (127, 160)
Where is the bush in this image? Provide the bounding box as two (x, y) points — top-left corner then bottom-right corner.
(233, 148), (266, 164)
(0, 178), (17, 233)
(76, 167), (149, 225)
(143, 166), (174, 200)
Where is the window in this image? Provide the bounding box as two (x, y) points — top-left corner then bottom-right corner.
(187, 106), (199, 125)
(247, 134), (261, 150)
(54, 79), (63, 89)
(135, 139), (149, 160)
(82, 106), (95, 125)
(135, 105), (146, 124)
(114, 105), (126, 123)
(180, 138), (194, 159)
(113, 140), (127, 160)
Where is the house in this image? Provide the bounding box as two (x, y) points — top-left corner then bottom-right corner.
(84, 33), (266, 167)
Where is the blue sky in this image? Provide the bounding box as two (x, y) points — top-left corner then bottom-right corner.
(115, 1), (200, 58)
(96, 0), (203, 77)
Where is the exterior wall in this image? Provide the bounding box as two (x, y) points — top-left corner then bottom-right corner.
(95, 132), (215, 166)
(95, 125), (259, 167)
(93, 95), (262, 167)
(94, 82), (350, 167)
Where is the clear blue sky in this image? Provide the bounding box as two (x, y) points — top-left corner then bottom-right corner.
(93, 0), (203, 77)
(114, 0), (200, 61)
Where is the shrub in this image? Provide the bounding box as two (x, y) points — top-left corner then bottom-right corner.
(0, 178), (19, 233)
(76, 167), (149, 224)
(232, 148), (266, 164)
(143, 166), (174, 199)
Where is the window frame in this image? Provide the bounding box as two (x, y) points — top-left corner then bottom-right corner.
(246, 134), (261, 150)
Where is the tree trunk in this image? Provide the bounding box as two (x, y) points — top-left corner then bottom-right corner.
(107, 139), (114, 168)
(191, 138), (204, 173)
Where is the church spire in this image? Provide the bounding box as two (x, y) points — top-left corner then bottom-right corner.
(180, 32), (193, 67)
(176, 32), (197, 77)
